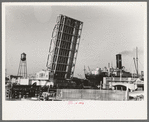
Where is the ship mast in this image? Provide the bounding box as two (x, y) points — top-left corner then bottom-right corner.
(84, 65), (86, 74)
(88, 66), (92, 74)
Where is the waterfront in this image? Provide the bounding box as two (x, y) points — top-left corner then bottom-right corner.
(6, 88), (144, 101)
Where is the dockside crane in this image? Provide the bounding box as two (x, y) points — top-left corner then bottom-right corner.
(133, 47), (139, 77)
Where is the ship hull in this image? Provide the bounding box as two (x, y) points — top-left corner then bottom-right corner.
(85, 72), (108, 86)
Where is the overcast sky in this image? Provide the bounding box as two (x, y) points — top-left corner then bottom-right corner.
(4, 2), (146, 78)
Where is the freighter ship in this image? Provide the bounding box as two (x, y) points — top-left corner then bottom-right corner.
(84, 54), (132, 86)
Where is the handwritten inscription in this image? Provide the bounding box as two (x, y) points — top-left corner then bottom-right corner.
(68, 101), (84, 105)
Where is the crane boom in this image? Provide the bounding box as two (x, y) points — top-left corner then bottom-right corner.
(133, 58), (138, 75)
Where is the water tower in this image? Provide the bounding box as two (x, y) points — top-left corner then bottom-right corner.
(17, 53), (27, 78)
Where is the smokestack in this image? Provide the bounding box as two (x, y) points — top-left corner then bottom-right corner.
(116, 54), (122, 69)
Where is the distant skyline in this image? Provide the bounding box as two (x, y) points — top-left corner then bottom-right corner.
(4, 2), (147, 78)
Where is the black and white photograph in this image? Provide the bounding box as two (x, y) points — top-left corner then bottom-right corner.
(2, 2), (147, 120)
